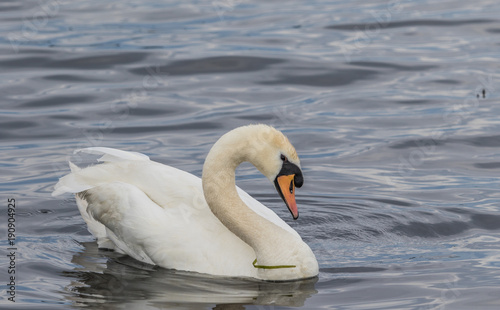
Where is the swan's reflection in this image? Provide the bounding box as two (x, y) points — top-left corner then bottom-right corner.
(64, 242), (317, 309)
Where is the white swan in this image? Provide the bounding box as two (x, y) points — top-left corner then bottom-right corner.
(52, 124), (318, 281)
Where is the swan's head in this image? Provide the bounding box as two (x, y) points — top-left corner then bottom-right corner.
(230, 124), (304, 219)
(204, 124), (304, 219)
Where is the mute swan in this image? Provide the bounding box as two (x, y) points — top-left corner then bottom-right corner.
(52, 124), (318, 281)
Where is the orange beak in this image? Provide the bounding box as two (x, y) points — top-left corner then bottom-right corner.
(275, 174), (298, 219)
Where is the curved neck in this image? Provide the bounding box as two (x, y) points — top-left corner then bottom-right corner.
(201, 132), (290, 262)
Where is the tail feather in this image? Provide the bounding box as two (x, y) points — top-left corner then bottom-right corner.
(52, 173), (93, 196)
(69, 161), (80, 173)
(75, 147), (150, 162)
(52, 147), (149, 197)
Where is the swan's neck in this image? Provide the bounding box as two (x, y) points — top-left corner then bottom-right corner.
(201, 134), (294, 265)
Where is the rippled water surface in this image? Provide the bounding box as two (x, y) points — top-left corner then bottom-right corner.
(2, 0), (500, 309)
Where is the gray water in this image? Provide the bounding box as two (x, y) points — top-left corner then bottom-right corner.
(1, 0), (500, 309)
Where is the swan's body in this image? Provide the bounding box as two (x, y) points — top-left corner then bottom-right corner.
(53, 125), (318, 281)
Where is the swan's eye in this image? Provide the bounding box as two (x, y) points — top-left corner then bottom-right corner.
(280, 154), (288, 162)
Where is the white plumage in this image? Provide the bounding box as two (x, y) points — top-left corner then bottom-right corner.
(53, 125), (318, 280)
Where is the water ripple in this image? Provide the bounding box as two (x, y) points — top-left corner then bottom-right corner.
(326, 18), (496, 31)
(2, 0), (500, 309)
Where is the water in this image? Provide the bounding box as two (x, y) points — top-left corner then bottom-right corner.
(1, 0), (500, 308)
